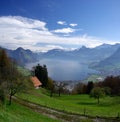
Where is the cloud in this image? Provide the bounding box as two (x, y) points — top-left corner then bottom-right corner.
(69, 23), (78, 27)
(0, 16), (53, 51)
(57, 21), (66, 25)
(0, 16), (47, 30)
(0, 16), (119, 52)
(53, 27), (76, 34)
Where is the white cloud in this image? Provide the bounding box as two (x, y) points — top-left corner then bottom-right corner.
(0, 16), (53, 51)
(57, 21), (66, 25)
(53, 27), (76, 34)
(0, 16), (47, 30)
(69, 23), (78, 27)
(0, 16), (119, 52)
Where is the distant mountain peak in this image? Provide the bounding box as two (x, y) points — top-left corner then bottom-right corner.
(96, 43), (111, 49)
(46, 48), (64, 53)
(15, 47), (24, 51)
(81, 45), (87, 49)
(96, 43), (120, 49)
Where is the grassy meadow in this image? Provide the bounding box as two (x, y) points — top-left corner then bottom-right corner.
(0, 102), (60, 122)
(17, 88), (120, 118)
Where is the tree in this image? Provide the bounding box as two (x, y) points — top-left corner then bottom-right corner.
(7, 72), (25, 105)
(47, 78), (55, 97)
(55, 82), (67, 97)
(0, 49), (11, 83)
(86, 81), (94, 94)
(5, 59), (26, 105)
(34, 64), (48, 87)
(102, 76), (120, 96)
(0, 49), (26, 105)
(0, 49), (11, 104)
(72, 83), (87, 94)
(43, 65), (48, 87)
(90, 87), (105, 104)
(0, 88), (5, 105)
(103, 87), (111, 95)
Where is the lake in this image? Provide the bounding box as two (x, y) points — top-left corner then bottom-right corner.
(25, 58), (98, 81)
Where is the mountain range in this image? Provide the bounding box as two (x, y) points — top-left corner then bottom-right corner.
(92, 45), (120, 76)
(0, 47), (38, 66)
(1, 43), (120, 80)
(43, 44), (120, 63)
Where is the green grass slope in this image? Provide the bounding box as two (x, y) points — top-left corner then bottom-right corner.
(17, 88), (120, 118)
(0, 102), (60, 122)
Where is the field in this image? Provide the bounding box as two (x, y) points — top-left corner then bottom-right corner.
(0, 102), (60, 122)
(0, 102), (61, 122)
(18, 88), (120, 118)
(0, 88), (120, 122)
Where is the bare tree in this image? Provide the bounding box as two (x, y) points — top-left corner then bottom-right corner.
(55, 82), (67, 97)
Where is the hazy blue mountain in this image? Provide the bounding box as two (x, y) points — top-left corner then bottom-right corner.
(42, 44), (120, 63)
(1, 47), (38, 66)
(95, 43), (115, 49)
(90, 45), (120, 76)
(43, 49), (68, 59)
(1, 43), (120, 67)
(93, 46), (120, 68)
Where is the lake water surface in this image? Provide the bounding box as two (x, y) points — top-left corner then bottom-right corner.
(25, 59), (98, 81)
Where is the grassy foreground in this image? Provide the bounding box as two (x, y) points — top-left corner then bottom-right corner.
(0, 102), (60, 122)
(18, 88), (120, 118)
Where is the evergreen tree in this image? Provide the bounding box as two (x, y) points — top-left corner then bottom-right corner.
(86, 81), (94, 94)
(34, 64), (48, 87)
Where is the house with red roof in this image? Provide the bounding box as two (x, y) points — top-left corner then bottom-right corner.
(31, 76), (42, 89)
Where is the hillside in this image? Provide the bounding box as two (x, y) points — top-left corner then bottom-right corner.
(0, 102), (60, 122)
(0, 47), (39, 66)
(8, 47), (39, 66)
(95, 47), (120, 67)
(91, 47), (120, 76)
(0, 87), (120, 122)
(17, 88), (120, 119)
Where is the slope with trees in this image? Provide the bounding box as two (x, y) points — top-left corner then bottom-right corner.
(0, 49), (27, 105)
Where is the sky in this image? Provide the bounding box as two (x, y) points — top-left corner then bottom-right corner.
(0, 0), (120, 52)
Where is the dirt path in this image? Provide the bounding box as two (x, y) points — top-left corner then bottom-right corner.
(12, 96), (120, 122)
